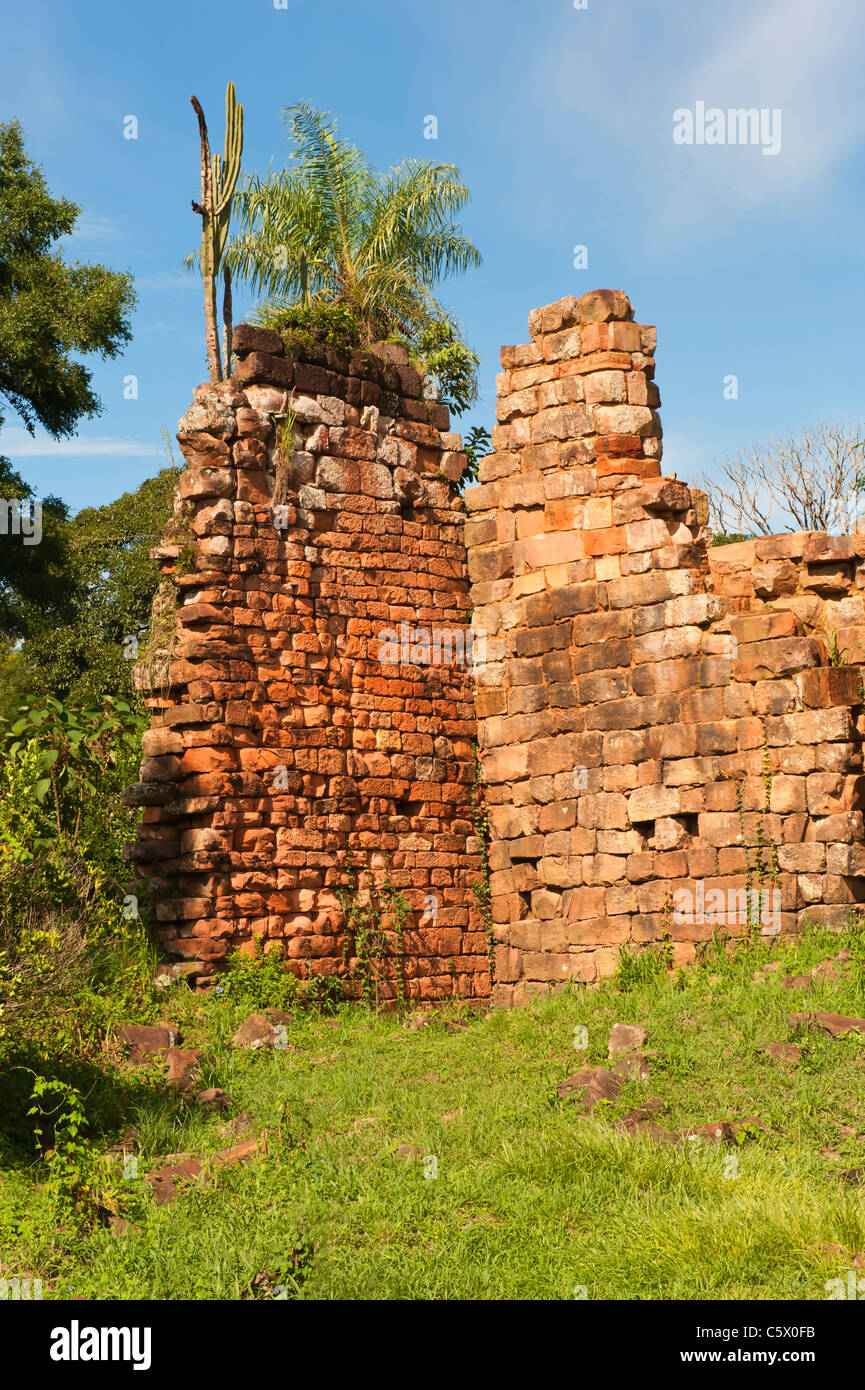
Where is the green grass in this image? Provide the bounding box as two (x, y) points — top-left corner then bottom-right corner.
(3, 923), (865, 1300)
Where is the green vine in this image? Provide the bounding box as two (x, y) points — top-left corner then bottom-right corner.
(162, 498), (198, 573)
(747, 720), (781, 936)
(722, 771), (757, 933)
(470, 746), (495, 984)
(336, 850), (410, 1008)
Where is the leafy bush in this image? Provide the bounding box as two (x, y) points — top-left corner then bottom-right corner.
(410, 318), (479, 415)
(0, 694), (151, 1036)
(215, 942), (342, 1014)
(264, 299), (364, 357)
(615, 935), (674, 991)
(462, 424), (492, 486)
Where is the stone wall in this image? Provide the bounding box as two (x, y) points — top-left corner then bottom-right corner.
(463, 290), (865, 1007)
(127, 326), (488, 1002)
(130, 289), (865, 1008)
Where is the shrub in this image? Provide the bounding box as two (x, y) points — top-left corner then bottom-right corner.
(215, 942), (342, 1014)
(0, 695), (151, 1038)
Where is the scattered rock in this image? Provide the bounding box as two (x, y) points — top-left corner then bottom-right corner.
(220, 1112), (252, 1138)
(231, 1014), (280, 1049)
(753, 962), (782, 981)
(106, 1127), (139, 1156)
(681, 1117), (768, 1145)
(788, 1011), (865, 1038)
(781, 974), (813, 991)
(195, 1087), (231, 1112)
(608, 1023), (647, 1056)
(557, 1067), (623, 1109)
(615, 1100), (676, 1144)
(811, 960), (842, 984)
(165, 1046), (204, 1090)
(265, 1009), (295, 1027)
(765, 1042), (801, 1064)
(211, 1137), (260, 1168)
(153, 962), (205, 990)
(682, 1122), (730, 1143)
(617, 1098), (662, 1125)
(108, 1215), (141, 1237)
(811, 1243), (865, 1268)
(116, 1023), (178, 1065)
(145, 1158), (203, 1205)
(611, 1053), (651, 1081)
(145, 1136), (262, 1205)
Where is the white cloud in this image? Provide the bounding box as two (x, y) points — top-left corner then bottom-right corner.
(683, 0), (865, 200)
(0, 427), (160, 459)
(138, 270), (198, 292)
(534, 0), (865, 233)
(66, 214), (121, 243)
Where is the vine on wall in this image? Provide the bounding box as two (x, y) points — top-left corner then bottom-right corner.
(470, 747), (495, 984)
(337, 850), (411, 1007)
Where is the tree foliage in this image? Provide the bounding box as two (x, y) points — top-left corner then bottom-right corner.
(0, 456), (71, 641)
(222, 103), (482, 409)
(1, 456), (180, 717)
(0, 119), (136, 438)
(0, 119), (138, 655)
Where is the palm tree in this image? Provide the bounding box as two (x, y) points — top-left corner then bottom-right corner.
(223, 104), (482, 403)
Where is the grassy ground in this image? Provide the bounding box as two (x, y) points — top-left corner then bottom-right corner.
(3, 923), (865, 1301)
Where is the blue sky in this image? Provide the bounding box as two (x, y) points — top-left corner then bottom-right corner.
(2, 0), (864, 514)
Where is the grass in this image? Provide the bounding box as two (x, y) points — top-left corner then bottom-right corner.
(2, 922), (865, 1300)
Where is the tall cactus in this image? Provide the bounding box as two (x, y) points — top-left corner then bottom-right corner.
(190, 82), (244, 382)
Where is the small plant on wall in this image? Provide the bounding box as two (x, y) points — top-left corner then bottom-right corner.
(337, 850), (411, 1008)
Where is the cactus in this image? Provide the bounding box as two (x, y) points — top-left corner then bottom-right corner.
(190, 82), (244, 382)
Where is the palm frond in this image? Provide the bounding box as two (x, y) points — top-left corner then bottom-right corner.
(281, 103), (374, 278)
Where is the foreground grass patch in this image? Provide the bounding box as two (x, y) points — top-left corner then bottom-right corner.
(3, 924), (865, 1299)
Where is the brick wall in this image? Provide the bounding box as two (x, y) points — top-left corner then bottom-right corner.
(127, 327), (488, 1002)
(464, 290), (865, 1006)
(129, 291), (865, 1007)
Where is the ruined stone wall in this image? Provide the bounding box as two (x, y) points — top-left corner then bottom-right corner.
(464, 290), (865, 1007)
(127, 326), (488, 1002)
(131, 289), (865, 1009)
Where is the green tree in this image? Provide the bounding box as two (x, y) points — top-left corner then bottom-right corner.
(0, 119), (136, 641)
(1, 450), (180, 717)
(0, 456), (70, 641)
(222, 103), (482, 409)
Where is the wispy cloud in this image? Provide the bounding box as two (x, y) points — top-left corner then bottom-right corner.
(138, 270), (198, 292)
(682, 0), (865, 201)
(0, 427), (160, 459)
(66, 214), (121, 243)
(534, 0), (865, 235)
